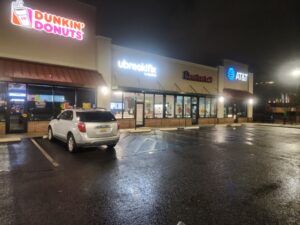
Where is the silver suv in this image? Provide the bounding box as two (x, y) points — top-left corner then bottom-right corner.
(48, 109), (120, 153)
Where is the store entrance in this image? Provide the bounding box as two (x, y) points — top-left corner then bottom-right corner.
(135, 103), (144, 127)
(6, 83), (27, 133)
(191, 97), (198, 125)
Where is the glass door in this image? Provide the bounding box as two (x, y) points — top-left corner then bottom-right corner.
(135, 103), (144, 127)
(191, 97), (198, 125)
(7, 83), (27, 133)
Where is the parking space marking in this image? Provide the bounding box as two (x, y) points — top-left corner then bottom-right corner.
(0, 145), (10, 172)
(30, 139), (59, 167)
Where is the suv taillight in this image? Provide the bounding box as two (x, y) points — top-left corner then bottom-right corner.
(77, 122), (86, 133)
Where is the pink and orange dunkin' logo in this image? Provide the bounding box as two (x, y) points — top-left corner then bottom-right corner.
(11, 0), (85, 41)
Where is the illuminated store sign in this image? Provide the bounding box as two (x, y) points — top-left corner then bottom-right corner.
(183, 71), (212, 83)
(117, 59), (157, 77)
(226, 67), (248, 82)
(11, 0), (85, 41)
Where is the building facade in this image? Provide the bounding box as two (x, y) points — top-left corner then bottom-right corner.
(0, 0), (254, 134)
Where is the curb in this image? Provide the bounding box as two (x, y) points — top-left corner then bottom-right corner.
(127, 129), (152, 133)
(255, 124), (300, 129)
(0, 137), (21, 143)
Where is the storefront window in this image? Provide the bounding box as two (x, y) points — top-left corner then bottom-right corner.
(111, 91), (123, 119)
(224, 103), (233, 118)
(175, 96), (183, 118)
(154, 94), (163, 118)
(27, 85), (53, 121)
(145, 94), (154, 118)
(199, 97), (205, 118)
(211, 98), (217, 117)
(53, 87), (75, 116)
(136, 93), (144, 102)
(236, 102), (247, 117)
(205, 98), (211, 117)
(165, 95), (174, 118)
(0, 83), (7, 122)
(76, 88), (95, 109)
(123, 92), (135, 118)
(184, 96), (191, 118)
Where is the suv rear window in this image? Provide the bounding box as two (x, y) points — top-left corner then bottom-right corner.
(76, 111), (116, 122)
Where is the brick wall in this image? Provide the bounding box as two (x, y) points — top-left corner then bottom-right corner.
(28, 121), (49, 133)
(117, 119), (135, 129)
(238, 117), (248, 123)
(0, 122), (5, 135)
(217, 118), (235, 124)
(199, 118), (218, 125)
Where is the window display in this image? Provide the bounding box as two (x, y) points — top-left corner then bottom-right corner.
(165, 95), (174, 118)
(111, 91), (123, 119)
(205, 98), (211, 117)
(211, 98), (217, 117)
(175, 96), (183, 118)
(145, 94), (154, 118)
(123, 92), (135, 118)
(199, 97), (205, 118)
(76, 88), (95, 109)
(27, 85), (53, 120)
(184, 96), (191, 118)
(154, 95), (163, 118)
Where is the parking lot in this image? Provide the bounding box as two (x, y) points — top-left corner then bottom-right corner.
(0, 125), (300, 225)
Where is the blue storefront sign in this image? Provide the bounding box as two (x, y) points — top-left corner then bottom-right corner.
(226, 66), (248, 82)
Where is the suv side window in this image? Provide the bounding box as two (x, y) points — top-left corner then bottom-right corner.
(64, 111), (73, 121)
(60, 111), (73, 120)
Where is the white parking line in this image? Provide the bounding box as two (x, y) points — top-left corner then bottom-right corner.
(30, 139), (59, 167)
(0, 145), (10, 172)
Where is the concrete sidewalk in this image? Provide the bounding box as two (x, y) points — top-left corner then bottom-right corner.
(0, 132), (47, 143)
(0, 123), (249, 143)
(250, 123), (300, 129)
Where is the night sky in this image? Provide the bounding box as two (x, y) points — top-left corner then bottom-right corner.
(82, 0), (300, 84)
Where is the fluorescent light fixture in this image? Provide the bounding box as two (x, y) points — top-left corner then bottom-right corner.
(10, 98), (25, 102)
(9, 92), (26, 97)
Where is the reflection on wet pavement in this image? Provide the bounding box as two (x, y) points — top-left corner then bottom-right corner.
(0, 125), (299, 225)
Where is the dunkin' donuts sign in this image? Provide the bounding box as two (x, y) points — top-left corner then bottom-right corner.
(11, 0), (85, 41)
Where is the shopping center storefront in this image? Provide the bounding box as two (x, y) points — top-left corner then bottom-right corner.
(0, 0), (104, 134)
(104, 45), (254, 128)
(0, 0), (254, 134)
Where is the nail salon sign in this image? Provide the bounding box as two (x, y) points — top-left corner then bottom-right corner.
(11, 0), (85, 41)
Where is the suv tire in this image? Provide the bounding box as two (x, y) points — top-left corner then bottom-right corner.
(67, 134), (77, 153)
(107, 143), (116, 149)
(48, 127), (54, 142)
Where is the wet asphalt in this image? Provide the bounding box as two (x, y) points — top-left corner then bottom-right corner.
(0, 125), (299, 225)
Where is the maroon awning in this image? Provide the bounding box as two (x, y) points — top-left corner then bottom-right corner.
(0, 57), (105, 88)
(223, 88), (253, 99)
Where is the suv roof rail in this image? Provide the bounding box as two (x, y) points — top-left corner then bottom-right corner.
(93, 107), (107, 111)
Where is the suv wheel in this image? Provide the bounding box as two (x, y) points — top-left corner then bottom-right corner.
(107, 143), (116, 149)
(67, 134), (77, 153)
(48, 127), (54, 141)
